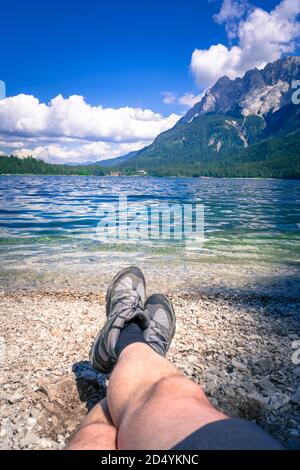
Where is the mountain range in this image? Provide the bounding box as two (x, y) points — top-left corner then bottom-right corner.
(1, 57), (300, 179)
(116, 56), (300, 178)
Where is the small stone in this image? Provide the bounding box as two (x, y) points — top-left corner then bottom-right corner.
(255, 357), (274, 372)
(266, 393), (290, 411)
(20, 431), (39, 447)
(205, 375), (219, 395)
(218, 353), (226, 363)
(223, 386), (236, 398)
(39, 438), (57, 449)
(186, 354), (198, 363)
(256, 378), (277, 395)
(37, 380), (57, 402)
(51, 415), (59, 427)
(0, 423), (14, 438)
(292, 367), (300, 377)
(232, 359), (248, 372)
(249, 335), (261, 341)
(291, 340), (300, 350)
(244, 314), (254, 323)
(291, 349), (300, 366)
(30, 407), (42, 420)
(27, 416), (37, 428)
(51, 328), (61, 337)
(291, 388), (300, 405)
(65, 419), (78, 433)
(248, 392), (268, 407)
(6, 393), (25, 404)
(240, 381), (256, 393)
(289, 334), (299, 341)
(42, 401), (56, 413)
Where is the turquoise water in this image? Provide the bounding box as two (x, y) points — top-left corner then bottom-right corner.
(0, 175), (300, 292)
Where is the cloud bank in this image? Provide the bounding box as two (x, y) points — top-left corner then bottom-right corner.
(0, 94), (180, 163)
(191, 0), (300, 88)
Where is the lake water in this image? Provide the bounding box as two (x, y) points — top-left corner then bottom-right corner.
(1, 175), (300, 295)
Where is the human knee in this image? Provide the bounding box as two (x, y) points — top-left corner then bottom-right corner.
(67, 422), (116, 450)
(86, 422), (116, 442)
(151, 374), (205, 402)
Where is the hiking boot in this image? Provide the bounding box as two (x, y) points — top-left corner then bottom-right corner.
(89, 266), (148, 373)
(143, 293), (176, 357)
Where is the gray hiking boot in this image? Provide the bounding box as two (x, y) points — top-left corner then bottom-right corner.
(143, 294), (176, 357)
(89, 266), (148, 373)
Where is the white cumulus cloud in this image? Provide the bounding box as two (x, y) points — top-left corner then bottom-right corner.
(178, 92), (205, 107)
(191, 0), (300, 88)
(214, 0), (250, 39)
(0, 94), (179, 142)
(161, 92), (177, 104)
(0, 94), (180, 163)
(161, 91), (203, 107)
(13, 141), (147, 164)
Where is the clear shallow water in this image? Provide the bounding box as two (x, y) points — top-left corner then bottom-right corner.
(0, 175), (300, 293)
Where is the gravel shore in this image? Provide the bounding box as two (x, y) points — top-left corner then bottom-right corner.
(0, 289), (300, 450)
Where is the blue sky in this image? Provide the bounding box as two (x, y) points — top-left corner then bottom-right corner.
(0, 0), (299, 162)
(1, 0), (281, 112)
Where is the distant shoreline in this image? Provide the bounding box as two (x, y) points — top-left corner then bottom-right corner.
(1, 173), (300, 180)
(1, 155), (299, 179)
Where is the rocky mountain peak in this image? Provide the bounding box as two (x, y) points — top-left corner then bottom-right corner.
(181, 56), (300, 123)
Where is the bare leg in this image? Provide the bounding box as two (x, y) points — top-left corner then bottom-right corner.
(65, 398), (117, 450)
(107, 343), (228, 450)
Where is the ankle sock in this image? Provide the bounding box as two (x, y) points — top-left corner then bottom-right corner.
(115, 320), (148, 356)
